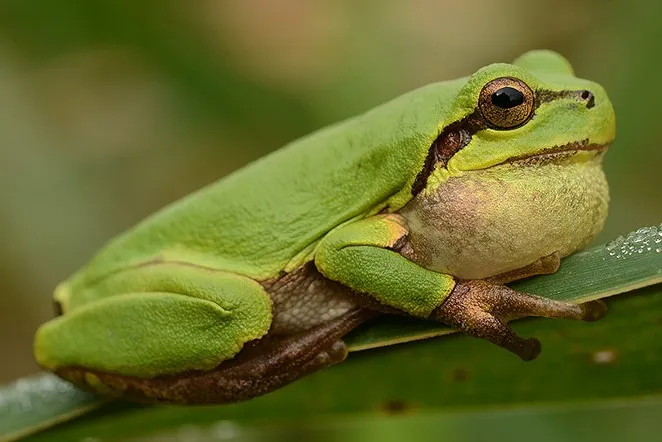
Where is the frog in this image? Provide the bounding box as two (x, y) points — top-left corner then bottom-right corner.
(33, 50), (616, 404)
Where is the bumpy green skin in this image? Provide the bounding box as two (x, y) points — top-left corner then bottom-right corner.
(315, 214), (454, 317)
(38, 266), (272, 377)
(34, 50), (616, 384)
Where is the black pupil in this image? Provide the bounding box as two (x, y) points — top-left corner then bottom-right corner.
(491, 87), (525, 109)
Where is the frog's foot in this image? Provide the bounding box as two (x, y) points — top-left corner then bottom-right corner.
(486, 252), (561, 285)
(431, 280), (606, 361)
(63, 308), (376, 404)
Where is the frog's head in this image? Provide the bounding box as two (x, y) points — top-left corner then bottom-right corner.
(400, 50), (615, 278)
(418, 50), (615, 191)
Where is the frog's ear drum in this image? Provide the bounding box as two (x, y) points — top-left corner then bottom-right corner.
(513, 50), (574, 77)
(478, 77), (534, 130)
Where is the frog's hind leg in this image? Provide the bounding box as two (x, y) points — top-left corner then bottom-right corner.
(431, 280), (606, 361)
(66, 308), (375, 404)
(200, 308), (376, 403)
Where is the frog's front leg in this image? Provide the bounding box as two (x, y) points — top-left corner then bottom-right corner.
(316, 214), (456, 318)
(315, 214), (606, 360)
(430, 280), (606, 360)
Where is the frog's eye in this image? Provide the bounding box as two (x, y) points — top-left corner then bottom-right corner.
(478, 77), (534, 129)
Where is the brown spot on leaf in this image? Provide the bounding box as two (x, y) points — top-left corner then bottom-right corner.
(451, 367), (470, 382)
(380, 399), (413, 415)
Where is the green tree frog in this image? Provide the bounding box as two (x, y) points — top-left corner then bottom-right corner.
(34, 50), (616, 404)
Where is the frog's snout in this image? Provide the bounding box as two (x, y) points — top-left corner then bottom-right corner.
(580, 90), (595, 109)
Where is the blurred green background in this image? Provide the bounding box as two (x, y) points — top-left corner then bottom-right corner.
(0, 0), (660, 390)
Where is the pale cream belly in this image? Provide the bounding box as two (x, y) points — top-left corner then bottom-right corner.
(398, 156), (609, 280)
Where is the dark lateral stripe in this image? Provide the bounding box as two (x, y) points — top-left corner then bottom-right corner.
(411, 142), (443, 196)
(498, 140), (608, 166)
(411, 110), (486, 196)
(535, 89), (594, 109)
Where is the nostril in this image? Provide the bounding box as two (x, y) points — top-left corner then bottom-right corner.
(54, 300), (63, 317)
(581, 90), (595, 109)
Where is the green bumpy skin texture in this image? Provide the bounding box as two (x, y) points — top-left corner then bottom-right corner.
(36, 264), (272, 377)
(315, 214), (455, 317)
(63, 81), (461, 285)
(34, 50), (616, 382)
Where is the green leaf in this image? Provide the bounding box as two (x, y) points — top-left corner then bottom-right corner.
(1, 224), (661, 441)
(12, 283), (662, 442)
(0, 375), (103, 442)
(288, 396), (662, 442)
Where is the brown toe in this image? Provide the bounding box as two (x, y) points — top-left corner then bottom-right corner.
(580, 300), (608, 322)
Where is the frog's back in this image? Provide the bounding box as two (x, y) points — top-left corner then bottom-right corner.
(80, 81), (461, 282)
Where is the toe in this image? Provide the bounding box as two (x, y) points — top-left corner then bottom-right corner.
(581, 300), (607, 322)
(518, 338), (542, 361)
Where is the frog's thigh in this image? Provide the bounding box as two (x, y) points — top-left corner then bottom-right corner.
(34, 272), (272, 379)
(68, 308), (375, 404)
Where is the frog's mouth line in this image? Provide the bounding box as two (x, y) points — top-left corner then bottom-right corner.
(499, 140), (610, 166)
